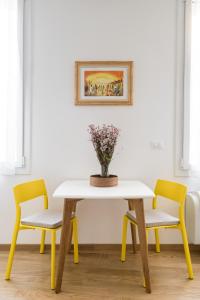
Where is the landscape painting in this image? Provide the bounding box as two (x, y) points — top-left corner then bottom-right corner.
(84, 70), (123, 97)
(75, 61), (133, 105)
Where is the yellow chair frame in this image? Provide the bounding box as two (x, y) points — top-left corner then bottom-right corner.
(121, 179), (194, 279)
(5, 179), (79, 289)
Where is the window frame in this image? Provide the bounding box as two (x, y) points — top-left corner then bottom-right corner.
(15, 0), (32, 175)
(175, 0), (191, 177)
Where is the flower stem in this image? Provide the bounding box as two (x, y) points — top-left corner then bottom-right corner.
(101, 165), (109, 177)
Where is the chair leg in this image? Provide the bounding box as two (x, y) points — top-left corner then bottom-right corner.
(5, 224), (19, 280)
(121, 215), (128, 262)
(180, 224), (194, 279)
(40, 230), (46, 254)
(145, 229), (149, 254)
(146, 229), (148, 244)
(154, 229), (160, 253)
(72, 218), (79, 264)
(51, 230), (56, 289)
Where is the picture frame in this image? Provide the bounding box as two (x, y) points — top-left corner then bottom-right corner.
(75, 61), (133, 105)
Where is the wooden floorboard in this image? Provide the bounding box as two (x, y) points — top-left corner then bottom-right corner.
(0, 248), (200, 299)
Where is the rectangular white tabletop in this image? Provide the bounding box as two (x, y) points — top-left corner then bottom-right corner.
(53, 180), (154, 200)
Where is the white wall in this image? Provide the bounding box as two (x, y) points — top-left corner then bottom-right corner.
(1, 0), (196, 244)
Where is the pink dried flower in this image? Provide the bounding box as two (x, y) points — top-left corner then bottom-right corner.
(88, 124), (120, 177)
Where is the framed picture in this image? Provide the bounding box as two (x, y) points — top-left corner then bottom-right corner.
(75, 61), (133, 105)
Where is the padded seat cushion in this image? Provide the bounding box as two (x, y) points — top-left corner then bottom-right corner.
(21, 210), (70, 229)
(126, 209), (179, 228)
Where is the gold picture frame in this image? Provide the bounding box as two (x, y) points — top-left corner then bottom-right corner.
(75, 61), (133, 105)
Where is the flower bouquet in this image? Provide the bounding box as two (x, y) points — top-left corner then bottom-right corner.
(88, 124), (119, 187)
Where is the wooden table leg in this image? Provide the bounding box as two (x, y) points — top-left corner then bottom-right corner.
(66, 201), (77, 254)
(66, 222), (73, 254)
(134, 198), (151, 293)
(128, 200), (137, 253)
(55, 199), (77, 294)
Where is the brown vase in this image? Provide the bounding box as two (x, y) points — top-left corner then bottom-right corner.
(90, 175), (118, 187)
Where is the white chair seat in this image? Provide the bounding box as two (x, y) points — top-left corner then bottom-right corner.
(126, 209), (179, 228)
(21, 210), (72, 229)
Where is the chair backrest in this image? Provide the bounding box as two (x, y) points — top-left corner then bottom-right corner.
(13, 179), (48, 208)
(153, 179), (187, 208)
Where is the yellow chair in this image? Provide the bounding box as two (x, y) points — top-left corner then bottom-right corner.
(121, 179), (194, 279)
(5, 179), (79, 289)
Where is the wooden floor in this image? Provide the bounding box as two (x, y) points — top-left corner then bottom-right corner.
(0, 247), (200, 300)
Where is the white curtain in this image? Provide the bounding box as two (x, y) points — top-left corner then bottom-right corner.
(189, 0), (200, 172)
(0, 0), (24, 175)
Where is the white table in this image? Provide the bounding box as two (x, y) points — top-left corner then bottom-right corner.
(53, 180), (154, 294)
